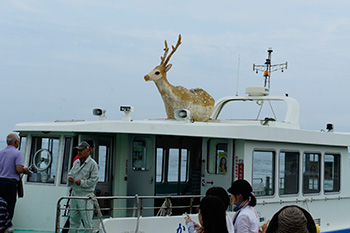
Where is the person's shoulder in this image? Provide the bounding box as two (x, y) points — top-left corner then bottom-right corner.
(87, 156), (98, 166)
(240, 206), (257, 217)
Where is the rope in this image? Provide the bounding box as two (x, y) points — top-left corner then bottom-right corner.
(87, 193), (107, 233)
(156, 197), (172, 216)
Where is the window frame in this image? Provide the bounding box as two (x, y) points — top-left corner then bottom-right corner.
(302, 152), (321, 195)
(324, 153), (341, 194)
(278, 150), (300, 196)
(252, 149), (276, 196)
(27, 136), (60, 185)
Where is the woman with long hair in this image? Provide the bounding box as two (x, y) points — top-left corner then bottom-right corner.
(185, 196), (228, 233)
(206, 187), (234, 233)
(227, 179), (259, 233)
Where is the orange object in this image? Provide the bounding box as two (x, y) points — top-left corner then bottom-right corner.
(264, 70), (269, 76)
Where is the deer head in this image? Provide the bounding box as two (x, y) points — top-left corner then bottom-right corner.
(144, 34), (181, 82)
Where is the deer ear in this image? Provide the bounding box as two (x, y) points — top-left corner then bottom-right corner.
(165, 64), (172, 72)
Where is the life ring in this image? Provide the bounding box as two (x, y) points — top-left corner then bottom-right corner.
(32, 148), (52, 172)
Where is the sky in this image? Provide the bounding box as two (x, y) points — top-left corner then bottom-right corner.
(1, 0), (350, 140)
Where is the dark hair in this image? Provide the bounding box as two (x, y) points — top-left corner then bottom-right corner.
(85, 139), (95, 148)
(227, 179), (256, 207)
(205, 186), (230, 210)
(200, 196), (228, 233)
(266, 205), (316, 233)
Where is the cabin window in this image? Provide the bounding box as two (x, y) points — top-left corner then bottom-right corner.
(98, 145), (109, 182)
(207, 140), (228, 174)
(156, 148), (164, 182)
(168, 148), (189, 182)
(324, 153), (340, 193)
(303, 153), (321, 194)
(61, 137), (73, 184)
(27, 137), (60, 184)
(156, 147), (189, 183)
(19, 136), (27, 154)
(132, 140), (148, 171)
(252, 150), (275, 196)
(279, 151), (299, 195)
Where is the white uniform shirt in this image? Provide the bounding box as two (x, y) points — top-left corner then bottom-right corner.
(226, 214), (235, 233)
(234, 206), (259, 233)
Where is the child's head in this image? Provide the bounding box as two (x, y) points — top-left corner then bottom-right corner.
(205, 186), (230, 210)
(199, 196), (228, 233)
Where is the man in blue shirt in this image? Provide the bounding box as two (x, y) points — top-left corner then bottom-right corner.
(0, 134), (29, 220)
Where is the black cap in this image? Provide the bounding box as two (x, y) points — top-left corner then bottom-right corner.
(227, 179), (253, 195)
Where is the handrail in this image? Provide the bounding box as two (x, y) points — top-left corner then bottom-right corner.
(56, 194), (204, 233)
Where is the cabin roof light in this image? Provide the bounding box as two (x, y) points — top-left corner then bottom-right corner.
(120, 105), (133, 121)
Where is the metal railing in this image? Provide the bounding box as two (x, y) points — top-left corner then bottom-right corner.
(56, 194), (204, 233)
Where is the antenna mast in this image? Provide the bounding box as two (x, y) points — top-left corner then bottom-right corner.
(235, 54), (240, 96)
(253, 48), (288, 89)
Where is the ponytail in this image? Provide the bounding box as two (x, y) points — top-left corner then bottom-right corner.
(248, 192), (257, 207)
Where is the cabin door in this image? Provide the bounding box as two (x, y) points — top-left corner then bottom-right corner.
(201, 138), (234, 194)
(80, 135), (114, 215)
(155, 135), (202, 215)
(127, 135), (156, 196)
(127, 135), (156, 216)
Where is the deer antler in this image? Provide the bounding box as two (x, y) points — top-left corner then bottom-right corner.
(160, 40), (169, 65)
(161, 34), (182, 66)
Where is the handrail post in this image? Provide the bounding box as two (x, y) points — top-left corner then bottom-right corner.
(140, 198), (143, 216)
(135, 194), (140, 233)
(55, 198), (61, 233)
(189, 196), (194, 214)
(133, 195), (137, 217)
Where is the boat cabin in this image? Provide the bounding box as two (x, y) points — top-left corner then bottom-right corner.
(12, 88), (350, 233)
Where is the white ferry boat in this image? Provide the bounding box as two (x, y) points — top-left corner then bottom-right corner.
(11, 47), (350, 233)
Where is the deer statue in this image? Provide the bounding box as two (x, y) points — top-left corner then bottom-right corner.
(144, 34), (215, 122)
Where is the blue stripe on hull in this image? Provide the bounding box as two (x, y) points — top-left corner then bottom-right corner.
(323, 229), (350, 233)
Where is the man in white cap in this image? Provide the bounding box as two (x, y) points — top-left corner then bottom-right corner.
(68, 141), (99, 233)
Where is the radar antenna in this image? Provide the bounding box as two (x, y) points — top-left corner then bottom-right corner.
(253, 48), (287, 89)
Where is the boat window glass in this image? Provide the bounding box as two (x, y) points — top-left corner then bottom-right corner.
(253, 150), (275, 196)
(27, 137), (60, 184)
(303, 153), (321, 194)
(132, 140), (148, 171)
(98, 145), (107, 182)
(207, 141), (228, 174)
(279, 151), (299, 195)
(324, 153), (340, 193)
(61, 137), (72, 184)
(181, 149), (189, 181)
(168, 148), (189, 182)
(19, 136), (26, 155)
(156, 148), (164, 183)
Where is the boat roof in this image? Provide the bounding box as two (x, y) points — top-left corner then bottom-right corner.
(14, 116), (350, 147)
(13, 89), (350, 147)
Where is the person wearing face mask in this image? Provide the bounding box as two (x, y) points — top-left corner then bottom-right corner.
(227, 179), (259, 233)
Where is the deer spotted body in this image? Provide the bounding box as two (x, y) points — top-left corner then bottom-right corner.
(144, 34), (215, 122)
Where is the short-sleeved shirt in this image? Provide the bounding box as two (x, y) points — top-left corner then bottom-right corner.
(0, 145), (24, 181)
